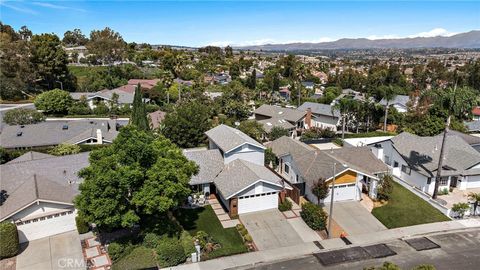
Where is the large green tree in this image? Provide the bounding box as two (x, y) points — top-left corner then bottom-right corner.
(34, 89), (73, 114)
(30, 33), (75, 90)
(162, 101), (211, 148)
(3, 108), (45, 125)
(75, 126), (197, 229)
(87, 27), (126, 64)
(238, 120), (264, 142)
(130, 84), (149, 131)
(62, 29), (88, 46)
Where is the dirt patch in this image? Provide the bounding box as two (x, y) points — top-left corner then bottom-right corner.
(0, 257), (16, 270)
(373, 200), (388, 208)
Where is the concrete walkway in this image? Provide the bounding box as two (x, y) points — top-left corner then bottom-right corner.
(208, 198), (239, 228)
(324, 201), (387, 236)
(165, 220), (480, 270)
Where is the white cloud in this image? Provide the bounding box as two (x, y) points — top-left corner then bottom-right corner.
(0, 1), (37, 14)
(408, 28), (458, 38)
(367, 34), (400, 40)
(32, 1), (86, 12)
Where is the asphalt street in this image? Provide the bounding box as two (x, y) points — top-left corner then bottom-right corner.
(244, 229), (480, 270)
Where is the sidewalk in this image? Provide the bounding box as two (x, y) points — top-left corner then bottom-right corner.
(164, 219), (480, 270)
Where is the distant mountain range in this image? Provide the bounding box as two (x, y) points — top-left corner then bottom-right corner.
(237, 30), (480, 51)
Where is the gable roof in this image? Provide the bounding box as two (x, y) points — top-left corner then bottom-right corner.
(6, 151), (54, 164)
(379, 95), (410, 107)
(447, 130), (480, 146)
(0, 152), (89, 221)
(205, 124), (265, 153)
(213, 159), (283, 199)
(267, 136), (313, 158)
(325, 147), (389, 176)
(298, 102), (340, 118)
(183, 149), (224, 185)
(0, 120), (118, 149)
(390, 132), (480, 176)
(254, 104), (306, 123)
(257, 117), (295, 133)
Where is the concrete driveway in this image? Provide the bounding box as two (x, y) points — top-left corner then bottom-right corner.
(16, 231), (84, 270)
(240, 209), (304, 250)
(324, 201), (387, 236)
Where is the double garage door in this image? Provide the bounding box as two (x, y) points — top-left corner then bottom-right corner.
(324, 183), (357, 202)
(238, 192), (278, 214)
(16, 211), (77, 243)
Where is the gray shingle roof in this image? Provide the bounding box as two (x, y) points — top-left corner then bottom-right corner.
(390, 132), (480, 176)
(6, 151), (54, 164)
(447, 130), (480, 145)
(257, 117), (295, 133)
(0, 152), (89, 221)
(379, 95), (410, 107)
(205, 124), (265, 153)
(183, 149), (224, 185)
(214, 159), (283, 199)
(266, 136), (313, 158)
(325, 147), (389, 176)
(298, 102), (340, 118)
(254, 104), (306, 123)
(0, 120), (118, 148)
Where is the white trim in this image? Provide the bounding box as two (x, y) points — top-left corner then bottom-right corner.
(224, 142), (266, 154)
(1, 199), (74, 222)
(225, 179), (284, 199)
(324, 167), (380, 183)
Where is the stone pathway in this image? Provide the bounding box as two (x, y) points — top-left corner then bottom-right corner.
(82, 237), (111, 270)
(281, 197), (302, 219)
(208, 197), (240, 228)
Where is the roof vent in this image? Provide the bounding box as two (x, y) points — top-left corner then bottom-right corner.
(62, 125), (68, 130)
(90, 121), (94, 124)
(20, 125), (25, 128)
(16, 131), (22, 137)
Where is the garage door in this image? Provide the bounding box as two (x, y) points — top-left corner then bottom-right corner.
(16, 211), (77, 243)
(238, 192), (278, 214)
(324, 183), (357, 202)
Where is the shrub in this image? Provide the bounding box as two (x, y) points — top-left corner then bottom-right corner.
(75, 215), (89, 234)
(333, 138), (344, 146)
(107, 242), (124, 261)
(34, 89), (73, 115)
(243, 234), (253, 242)
(300, 202), (328, 231)
(143, 233), (162, 248)
(146, 104), (161, 113)
(268, 126), (289, 141)
(438, 188), (449, 196)
(412, 265), (436, 270)
(195, 231), (210, 249)
(49, 143), (81, 156)
(0, 222), (19, 259)
(156, 238), (186, 267)
(4, 108), (46, 125)
(452, 202), (470, 218)
(93, 102), (110, 115)
(377, 174), (394, 201)
(364, 261), (401, 270)
(278, 199), (293, 211)
(179, 231), (195, 255)
(68, 103), (92, 115)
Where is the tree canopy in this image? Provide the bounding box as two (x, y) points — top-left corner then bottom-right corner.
(3, 108), (45, 125)
(75, 126), (197, 230)
(34, 89), (73, 114)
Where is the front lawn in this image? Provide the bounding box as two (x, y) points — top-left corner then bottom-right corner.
(175, 205), (247, 259)
(372, 181), (450, 228)
(111, 246), (157, 270)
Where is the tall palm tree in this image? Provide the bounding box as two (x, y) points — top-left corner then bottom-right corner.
(333, 98), (352, 140)
(381, 85), (397, 132)
(468, 192), (480, 216)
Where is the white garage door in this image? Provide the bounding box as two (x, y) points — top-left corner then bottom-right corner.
(238, 192), (278, 214)
(16, 211), (77, 243)
(324, 183), (357, 202)
(467, 175), (480, 188)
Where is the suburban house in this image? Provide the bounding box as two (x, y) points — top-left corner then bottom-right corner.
(379, 95), (411, 113)
(267, 136), (388, 204)
(332, 88), (368, 105)
(0, 120), (119, 149)
(472, 106), (480, 121)
(297, 102), (341, 131)
(254, 104), (306, 137)
(70, 88), (149, 109)
(368, 132), (480, 195)
(0, 152), (90, 243)
(301, 81), (315, 90)
(184, 124), (289, 216)
(466, 121), (480, 136)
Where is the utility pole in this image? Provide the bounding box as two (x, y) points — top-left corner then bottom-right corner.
(327, 162), (336, 239)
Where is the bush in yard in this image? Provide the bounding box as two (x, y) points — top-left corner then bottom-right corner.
(180, 231), (195, 255)
(146, 104), (161, 113)
(4, 108), (46, 125)
(377, 174), (394, 201)
(75, 215), (89, 234)
(243, 234), (253, 242)
(107, 242), (124, 261)
(143, 233), (162, 248)
(0, 222), (19, 259)
(93, 102), (110, 115)
(49, 143), (81, 156)
(34, 89), (73, 115)
(412, 265), (436, 270)
(364, 261), (401, 270)
(278, 199), (292, 211)
(451, 202), (471, 218)
(300, 202), (328, 231)
(156, 237), (186, 267)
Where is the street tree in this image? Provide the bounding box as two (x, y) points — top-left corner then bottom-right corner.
(87, 27), (125, 64)
(75, 126), (197, 230)
(311, 179), (329, 205)
(34, 89), (73, 115)
(379, 85), (397, 132)
(3, 108), (45, 125)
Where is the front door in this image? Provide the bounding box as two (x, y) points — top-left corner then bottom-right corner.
(450, 176), (458, 188)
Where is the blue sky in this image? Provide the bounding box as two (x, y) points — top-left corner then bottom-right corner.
(1, 1), (479, 47)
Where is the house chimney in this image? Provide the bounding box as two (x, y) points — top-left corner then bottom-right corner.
(96, 129), (103, 144)
(305, 108), (312, 129)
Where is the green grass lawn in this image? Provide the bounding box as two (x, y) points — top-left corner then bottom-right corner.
(111, 246), (157, 270)
(175, 205), (247, 259)
(372, 181), (450, 228)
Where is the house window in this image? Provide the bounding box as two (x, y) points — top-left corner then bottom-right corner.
(401, 165), (411, 175)
(284, 164), (290, 174)
(438, 177), (449, 186)
(296, 174), (299, 183)
(393, 161), (399, 168)
(385, 155), (391, 165)
(427, 178), (431, 184)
